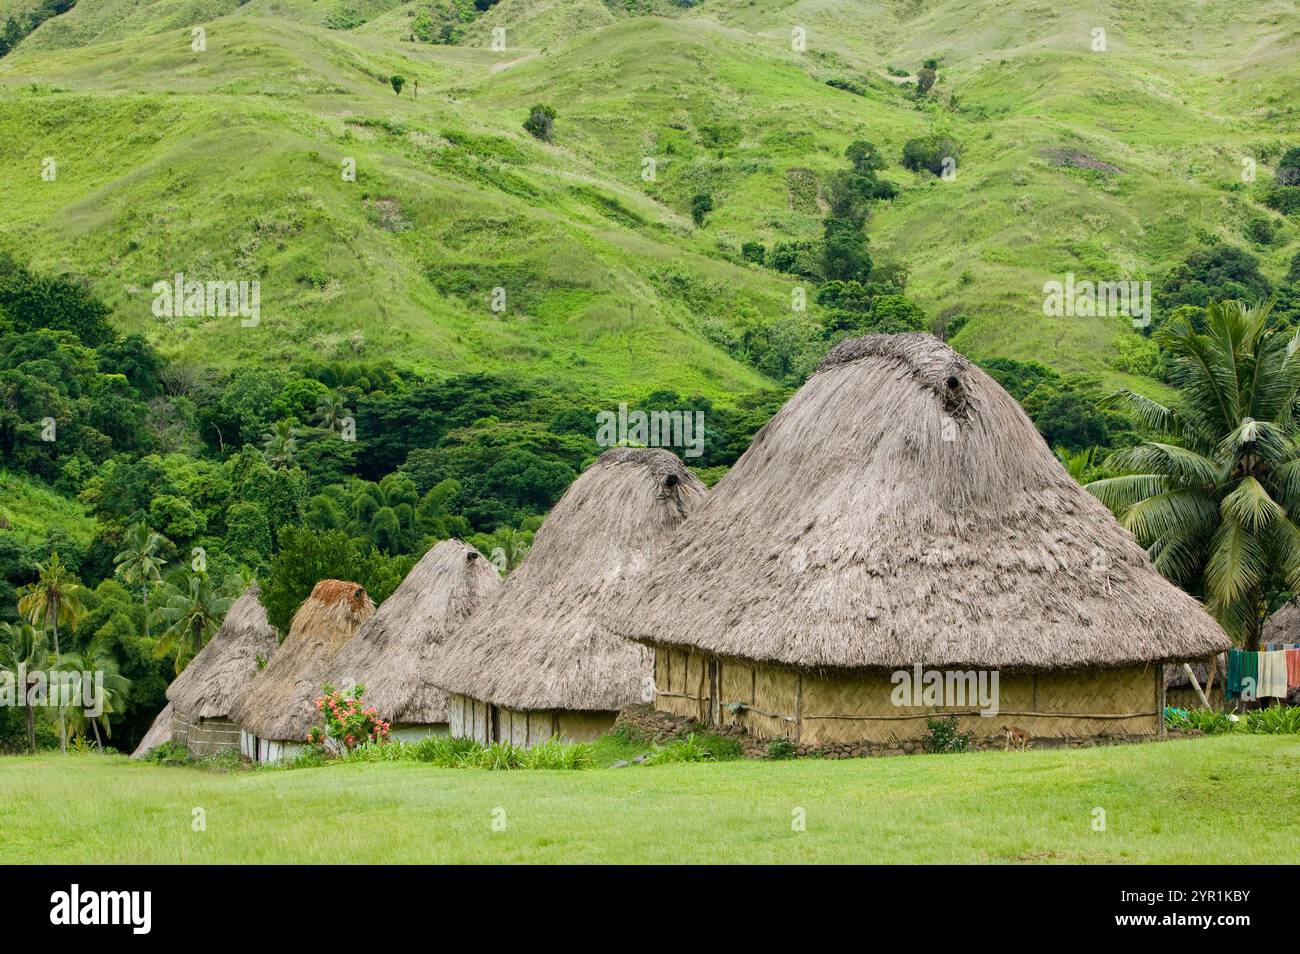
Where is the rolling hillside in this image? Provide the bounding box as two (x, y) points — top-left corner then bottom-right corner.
(2, 0), (1298, 401)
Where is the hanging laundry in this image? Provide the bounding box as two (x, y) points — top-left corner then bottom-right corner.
(1242, 651), (1260, 701)
(1259, 650), (1288, 699)
(1287, 647), (1300, 690)
(1225, 648), (1243, 700)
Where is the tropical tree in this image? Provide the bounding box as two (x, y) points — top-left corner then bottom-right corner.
(16, 552), (85, 752)
(313, 390), (352, 436)
(55, 642), (130, 749)
(113, 523), (170, 638)
(152, 568), (234, 674)
(1056, 446), (1100, 483)
(473, 526), (532, 575)
(261, 420), (301, 469)
(1087, 300), (1300, 649)
(0, 621), (46, 751)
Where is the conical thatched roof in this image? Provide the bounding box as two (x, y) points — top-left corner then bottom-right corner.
(430, 448), (707, 711)
(329, 539), (501, 725)
(603, 333), (1229, 671)
(231, 580), (375, 741)
(166, 585), (278, 720)
(1263, 602), (1300, 644)
(131, 702), (173, 758)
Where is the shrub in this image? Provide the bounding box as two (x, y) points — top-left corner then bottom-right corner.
(404, 735), (591, 769)
(643, 733), (719, 764)
(523, 104), (556, 142)
(1165, 707), (1237, 734)
(309, 683), (391, 751)
(143, 740), (191, 766)
(740, 241), (766, 265)
(901, 134), (962, 176)
(524, 738), (594, 770)
(1244, 706), (1300, 734)
(826, 77), (865, 96)
(480, 740), (525, 770)
(609, 723), (647, 746)
(922, 716), (972, 753)
(390, 75), (405, 96)
(767, 738), (796, 760)
(690, 192), (714, 227)
(410, 734), (483, 766)
(916, 66), (936, 95)
(279, 744), (330, 769)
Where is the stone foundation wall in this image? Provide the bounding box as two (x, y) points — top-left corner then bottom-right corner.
(615, 704), (1198, 759)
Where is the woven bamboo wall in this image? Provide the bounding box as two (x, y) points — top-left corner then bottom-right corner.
(652, 650), (1160, 743)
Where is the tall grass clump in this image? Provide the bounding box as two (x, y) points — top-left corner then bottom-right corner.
(523, 738), (594, 770)
(1244, 706), (1300, 734)
(1165, 708), (1238, 735)
(643, 732), (740, 765)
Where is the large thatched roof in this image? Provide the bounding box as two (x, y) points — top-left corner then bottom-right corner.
(603, 333), (1229, 671)
(329, 540), (501, 725)
(231, 580), (375, 741)
(430, 448), (707, 711)
(166, 585), (278, 720)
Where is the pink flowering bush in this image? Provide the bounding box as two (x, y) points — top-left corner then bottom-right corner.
(308, 683), (391, 751)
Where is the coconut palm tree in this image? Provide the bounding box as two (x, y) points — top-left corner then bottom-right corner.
(1088, 299), (1300, 649)
(55, 642), (130, 749)
(113, 523), (170, 638)
(17, 552), (85, 752)
(313, 390), (352, 436)
(152, 568), (234, 674)
(485, 526), (531, 575)
(261, 420), (301, 468)
(0, 622), (46, 751)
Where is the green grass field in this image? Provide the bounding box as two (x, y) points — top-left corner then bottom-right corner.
(3, 735), (1296, 863)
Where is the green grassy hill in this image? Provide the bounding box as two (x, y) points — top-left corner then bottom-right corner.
(2, 0), (1298, 400)
(0, 469), (95, 545)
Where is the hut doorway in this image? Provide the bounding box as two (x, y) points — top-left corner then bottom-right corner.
(490, 705), (501, 743)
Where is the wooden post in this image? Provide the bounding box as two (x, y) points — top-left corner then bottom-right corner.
(1157, 666), (1167, 739)
(1183, 663), (1211, 709)
(795, 672), (803, 744)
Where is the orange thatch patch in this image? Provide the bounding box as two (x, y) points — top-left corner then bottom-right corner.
(312, 579), (370, 612)
(232, 580), (375, 741)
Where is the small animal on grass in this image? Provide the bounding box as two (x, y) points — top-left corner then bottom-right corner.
(1003, 726), (1031, 751)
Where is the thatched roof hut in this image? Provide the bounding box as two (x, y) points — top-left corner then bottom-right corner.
(329, 539), (500, 733)
(131, 702), (173, 759)
(431, 447), (707, 745)
(166, 585), (277, 739)
(603, 334), (1229, 746)
(166, 584), (278, 755)
(232, 580), (374, 757)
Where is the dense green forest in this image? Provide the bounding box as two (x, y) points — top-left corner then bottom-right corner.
(4, 231), (1300, 748)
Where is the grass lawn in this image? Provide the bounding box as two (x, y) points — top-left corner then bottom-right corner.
(2, 735), (1296, 863)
